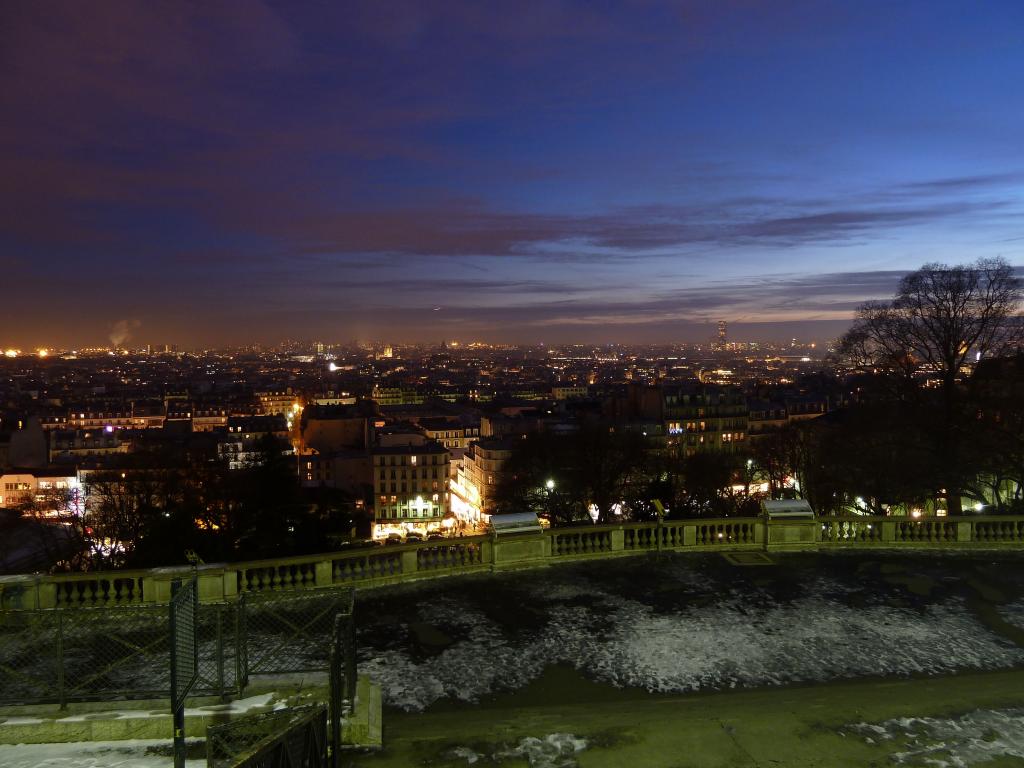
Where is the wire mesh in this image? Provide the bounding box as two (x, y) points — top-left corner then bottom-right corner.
(0, 610), (61, 705)
(0, 587), (352, 707)
(0, 601), (244, 705)
(171, 577), (198, 710)
(206, 703), (328, 768)
(242, 588), (354, 676)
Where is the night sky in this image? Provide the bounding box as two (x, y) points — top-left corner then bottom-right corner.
(3, 1), (1023, 348)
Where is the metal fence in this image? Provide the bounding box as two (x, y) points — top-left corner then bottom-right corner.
(206, 704), (328, 768)
(329, 611), (357, 768)
(241, 588), (354, 677)
(0, 586), (354, 707)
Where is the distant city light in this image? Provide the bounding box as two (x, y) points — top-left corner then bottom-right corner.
(4, 349), (18, 358)
(328, 362), (338, 372)
(545, 479), (555, 490)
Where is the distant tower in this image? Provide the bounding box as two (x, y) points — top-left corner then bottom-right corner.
(717, 321), (727, 345)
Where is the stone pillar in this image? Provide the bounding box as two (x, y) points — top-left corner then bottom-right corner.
(400, 548), (419, 576)
(0, 575), (39, 610)
(609, 527), (625, 551)
(956, 521), (973, 543)
(37, 579), (57, 608)
(314, 559), (334, 587)
(480, 537), (494, 567)
(146, 565), (227, 604)
(881, 520), (897, 543)
(682, 524), (696, 547)
(492, 532), (549, 569)
(765, 519), (817, 551)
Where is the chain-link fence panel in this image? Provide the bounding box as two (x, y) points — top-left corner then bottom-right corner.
(0, 601), (242, 705)
(0, 588), (352, 706)
(0, 610), (60, 705)
(242, 588), (354, 676)
(206, 703), (328, 768)
(60, 603), (171, 701)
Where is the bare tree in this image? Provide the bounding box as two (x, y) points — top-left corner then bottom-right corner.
(839, 257), (1023, 514)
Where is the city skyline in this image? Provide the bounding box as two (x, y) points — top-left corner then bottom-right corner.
(4, 1), (1024, 347)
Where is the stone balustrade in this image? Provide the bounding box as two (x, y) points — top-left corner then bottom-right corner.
(4, 514), (1024, 611)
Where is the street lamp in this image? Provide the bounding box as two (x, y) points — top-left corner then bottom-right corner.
(545, 479), (555, 490)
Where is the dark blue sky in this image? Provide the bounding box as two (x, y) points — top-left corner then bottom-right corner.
(3, 1), (1023, 347)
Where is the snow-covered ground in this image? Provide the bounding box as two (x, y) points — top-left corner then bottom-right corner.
(0, 739), (205, 768)
(999, 599), (1024, 630)
(357, 560), (1024, 711)
(845, 708), (1024, 766)
(445, 733), (587, 768)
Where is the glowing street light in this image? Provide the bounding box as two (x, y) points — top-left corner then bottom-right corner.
(545, 479), (555, 490)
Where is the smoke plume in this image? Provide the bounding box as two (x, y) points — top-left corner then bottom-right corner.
(109, 318), (141, 347)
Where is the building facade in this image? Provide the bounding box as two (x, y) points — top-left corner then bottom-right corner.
(371, 442), (450, 538)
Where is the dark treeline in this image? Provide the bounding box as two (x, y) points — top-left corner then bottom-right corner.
(14, 435), (368, 571)
(494, 258), (1024, 524)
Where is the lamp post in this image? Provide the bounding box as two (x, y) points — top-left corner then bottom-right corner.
(543, 479), (555, 522)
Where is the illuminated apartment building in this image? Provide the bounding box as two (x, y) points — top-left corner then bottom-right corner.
(664, 384), (748, 454)
(450, 437), (515, 524)
(371, 442), (449, 538)
(256, 389), (297, 416)
(417, 417), (480, 453)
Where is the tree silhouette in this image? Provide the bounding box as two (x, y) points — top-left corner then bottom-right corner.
(839, 258), (1023, 514)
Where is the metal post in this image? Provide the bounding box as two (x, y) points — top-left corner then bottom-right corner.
(172, 703), (186, 768)
(215, 606), (225, 698)
(169, 575), (197, 768)
(56, 611), (66, 710)
(329, 615), (341, 768)
(169, 578), (185, 768)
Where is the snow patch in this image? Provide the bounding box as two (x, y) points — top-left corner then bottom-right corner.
(361, 576), (1024, 711)
(846, 708), (1024, 766)
(0, 738), (206, 768)
(447, 733), (587, 768)
(999, 599), (1024, 631)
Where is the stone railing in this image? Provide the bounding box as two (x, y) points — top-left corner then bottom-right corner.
(3, 514), (1024, 611)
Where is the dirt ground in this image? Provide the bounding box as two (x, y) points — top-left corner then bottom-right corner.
(352, 666), (1024, 767)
